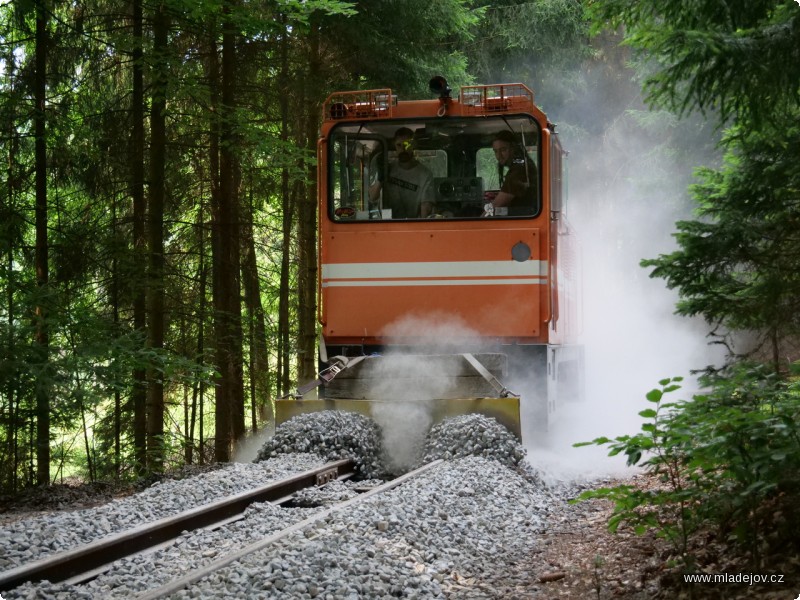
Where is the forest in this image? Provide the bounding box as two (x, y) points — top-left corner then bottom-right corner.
(1, 1), (799, 573)
(0, 0), (599, 489)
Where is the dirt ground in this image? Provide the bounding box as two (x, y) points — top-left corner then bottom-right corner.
(524, 473), (800, 600)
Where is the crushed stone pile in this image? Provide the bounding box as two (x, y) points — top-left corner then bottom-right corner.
(254, 411), (386, 479)
(422, 413), (543, 483)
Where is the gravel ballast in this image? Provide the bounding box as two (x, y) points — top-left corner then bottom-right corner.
(168, 455), (554, 600)
(2, 411), (571, 599)
(0, 454), (327, 572)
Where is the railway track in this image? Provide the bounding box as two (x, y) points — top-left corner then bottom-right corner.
(0, 459), (356, 593)
(1, 415), (547, 600)
(0, 459), (444, 599)
(137, 460), (442, 600)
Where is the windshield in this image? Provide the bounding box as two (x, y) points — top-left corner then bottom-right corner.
(327, 115), (540, 221)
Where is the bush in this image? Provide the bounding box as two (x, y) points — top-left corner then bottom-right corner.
(575, 364), (800, 569)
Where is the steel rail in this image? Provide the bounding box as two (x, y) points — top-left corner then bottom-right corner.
(0, 459), (355, 592)
(136, 459), (444, 600)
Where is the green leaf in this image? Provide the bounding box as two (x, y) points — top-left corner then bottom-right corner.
(646, 389), (663, 403)
(608, 514), (623, 533)
(639, 408), (658, 419)
(625, 449), (642, 466)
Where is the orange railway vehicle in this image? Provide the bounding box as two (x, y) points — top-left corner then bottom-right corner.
(277, 78), (583, 443)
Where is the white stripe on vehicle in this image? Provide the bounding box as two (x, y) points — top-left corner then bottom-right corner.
(322, 260), (547, 280)
(323, 278), (543, 288)
(322, 260), (547, 287)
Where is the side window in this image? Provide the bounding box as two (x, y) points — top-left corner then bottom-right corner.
(330, 134), (385, 220)
(551, 137), (563, 213)
(478, 145), (539, 191)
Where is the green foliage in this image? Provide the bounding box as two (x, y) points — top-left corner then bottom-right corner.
(322, 0), (480, 96)
(641, 109), (800, 367)
(574, 377), (698, 562)
(4, 0), (693, 490)
(575, 366), (800, 568)
(1, 0), (506, 490)
(468, 0), (589, 73)
(465, 0), (591, 111)
(588, 0), (800, 127)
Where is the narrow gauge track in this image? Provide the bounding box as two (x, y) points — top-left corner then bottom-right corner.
(137, 460), (442, 600)
(0, 459), (355, 593)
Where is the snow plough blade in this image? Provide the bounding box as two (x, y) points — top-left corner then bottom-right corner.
(275, 396), (521, 438)
(276, 353), (522, 438)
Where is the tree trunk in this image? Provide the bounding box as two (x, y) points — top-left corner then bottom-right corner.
(146, 0), (168, 472)
(130, 0), (147, 474)
(297, 21), (321, 386)
(79, 390), (95, 482)
(213, 2), (245, 461)
(241, 185), (272, 431)
(4, 50), (20, 492)
(207, 30), (221, 465)
(34, 0), (50, 486)
(277, 16), (292, 397)
(111, 196), (121, 480)
(192, 198), (207, 464)
(187, 200), (206, 465)
(5, 236), (16, 491)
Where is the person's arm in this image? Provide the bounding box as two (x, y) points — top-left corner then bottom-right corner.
(491, 190), (514, 207)
(492, 162), (532, 208)
(369, 181), (382, 202)
(369, 157), (388, 202)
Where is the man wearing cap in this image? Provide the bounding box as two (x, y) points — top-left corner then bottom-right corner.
(369, 127), (433, 218)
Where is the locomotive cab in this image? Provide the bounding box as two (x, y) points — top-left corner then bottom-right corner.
(329, 114), (541, 221)
(278, 83), (583, 444)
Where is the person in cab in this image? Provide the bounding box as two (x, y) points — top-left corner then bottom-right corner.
(369, 127), (434, 218)
(487, 129), (538, 216)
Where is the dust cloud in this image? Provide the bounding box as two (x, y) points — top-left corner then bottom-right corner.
(369, 314), (486, 472)
(233, 426), (275, 463)
(527, 99), (726, 484)
(527, 226), (725, 484)
(371, 400), (432, 474)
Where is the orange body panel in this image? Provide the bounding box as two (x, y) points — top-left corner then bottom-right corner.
(317, 83), (579, 350)
(321, 227), (546, 343)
